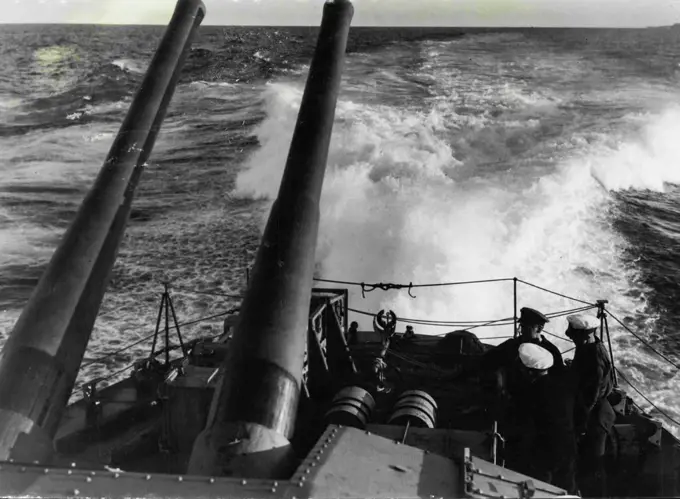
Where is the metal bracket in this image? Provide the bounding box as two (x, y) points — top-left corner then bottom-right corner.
(519, 479), (536, 498)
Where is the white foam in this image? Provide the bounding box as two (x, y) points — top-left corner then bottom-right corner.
(189, 81), (236, 88)
(591, 105), (680, 192)
(234, 82), (304, 201)
(111, 58), (147, 75)
(234, 79), (641, 344)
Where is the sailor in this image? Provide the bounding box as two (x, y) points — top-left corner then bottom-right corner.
(565, 314), (615, 497)
(480, 307), (564, 381)
(512, 343), (579, 495)
(347, 321), (359, 345)
(403, 325), (415, 341)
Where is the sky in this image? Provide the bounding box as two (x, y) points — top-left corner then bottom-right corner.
(3, 0), (680, 27)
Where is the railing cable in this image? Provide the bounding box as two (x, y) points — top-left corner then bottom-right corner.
(605, 309), (680, 371)
(615, 368), (680, 427)
(82, 307), (240, 367)
(515, 279), (594, 306)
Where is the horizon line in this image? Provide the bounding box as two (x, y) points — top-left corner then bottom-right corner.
(0, 22), (672, 29)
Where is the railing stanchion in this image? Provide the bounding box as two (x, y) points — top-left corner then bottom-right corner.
(598, 301), (617, 386)
(513, 277), (518, 338)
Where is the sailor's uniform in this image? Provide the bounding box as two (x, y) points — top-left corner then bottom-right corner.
(507, 343), (579, 495)
(567, 314), (615, 497)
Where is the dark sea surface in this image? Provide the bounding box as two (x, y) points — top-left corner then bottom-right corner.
(1, 24), (680, 432)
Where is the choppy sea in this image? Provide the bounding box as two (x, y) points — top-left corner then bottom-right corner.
(1, 24), (680, 434)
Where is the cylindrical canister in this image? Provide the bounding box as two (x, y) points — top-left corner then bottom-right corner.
(388, 390), (438, 428)
(324, 386), (376, 429)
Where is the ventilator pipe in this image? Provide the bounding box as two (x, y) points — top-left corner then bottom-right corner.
(187, 0), (354, 479)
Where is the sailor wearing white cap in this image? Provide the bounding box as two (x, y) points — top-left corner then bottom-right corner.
(479, 306), (564, 382)
(565, 313), (615, 497)
(519, 308), (563, 365)
(518, 342), (554, 372)
(513, 343), (578, 494)
(566, 314), (599, 338)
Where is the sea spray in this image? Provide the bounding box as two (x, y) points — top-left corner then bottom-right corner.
(234, 80), (638, 344)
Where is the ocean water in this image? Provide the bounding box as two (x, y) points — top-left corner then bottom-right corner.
(1, 24), (680, 433)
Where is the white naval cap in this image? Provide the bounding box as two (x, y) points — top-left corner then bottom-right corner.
(519, 343), (553, 369)
(566, 314), (599, 332)
(518, 343), (554, 370)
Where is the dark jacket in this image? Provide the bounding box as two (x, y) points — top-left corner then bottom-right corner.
(571, 337), (615, 433)
(511, 372), (578, 494)
(480, 335), (565, 375)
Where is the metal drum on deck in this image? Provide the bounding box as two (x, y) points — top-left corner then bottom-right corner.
(388, 390), (438, 428)
(324, 386), (376, 429)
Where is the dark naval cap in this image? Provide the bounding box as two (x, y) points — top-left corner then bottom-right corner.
(519, 307), (549, 325)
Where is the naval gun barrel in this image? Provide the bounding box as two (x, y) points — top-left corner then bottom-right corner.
(188, 0), (354, 479)
(0, 0), (205, 463)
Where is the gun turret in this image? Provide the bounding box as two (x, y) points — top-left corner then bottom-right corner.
(0, 0), (206, 464)
(187, 0), (354, 479)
